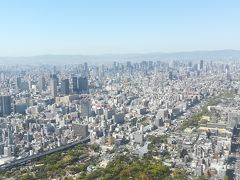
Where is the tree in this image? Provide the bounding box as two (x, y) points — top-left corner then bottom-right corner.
(90, 144), (101, 152)
(19, 173), (35, 180)
(223, 176), (228, 180)
(194, 175), (208, 180)
(172, 169), (187, 180)
(64, 177), (74, 180)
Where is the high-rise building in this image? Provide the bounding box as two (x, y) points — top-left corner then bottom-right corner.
(72, 76), (78, 94)
(0, 95), (12, 117)
(38, 76), (46, 93)
(200, 60), (203, 70)
(50, 75), (58, 97)
(53, 66), (57, 74)
(80, 98), (90, 117)
(155, 118), (164, 127)
(78, 77), (88, 93)
(61, 79), (70, 95)
(7, 125), (14, 145)
(169, 71), (173, 81)
(28, 79), (32, 92)
(16, 77), (21, 90)
(84, 62), (88, 77)
(0, 129), (3, 143)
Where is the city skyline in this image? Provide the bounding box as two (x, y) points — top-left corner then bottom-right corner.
(1, 1), (240, 179)
(1, 0), (240, 56)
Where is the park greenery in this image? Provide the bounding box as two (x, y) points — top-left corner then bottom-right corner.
(179, 94), (225, 130)
(80, 155), (171, 180)
(1, 148), (192, 180)
(1, 144), (93, 179)
(146, 135), (171, 158)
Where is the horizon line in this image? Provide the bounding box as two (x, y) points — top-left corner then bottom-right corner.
(0, 49), (239, 58)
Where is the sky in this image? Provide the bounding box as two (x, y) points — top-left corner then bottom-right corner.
(0, 0), (240, 56)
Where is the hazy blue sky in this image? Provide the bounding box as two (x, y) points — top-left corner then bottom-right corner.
(0, 0), (240, 56)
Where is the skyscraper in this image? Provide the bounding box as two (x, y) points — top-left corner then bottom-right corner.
(169, 71), (173, 81)
(16, 77), (21, 90)
(80, 98), (90, 117)
(7, 125), (14, 145)
(0, 95), (12, 117)
(61, 79), (70, 95)
(0, 129), (3, 143)
(84, 62), (88, 77)
(200, 60), (203, 70)
(50, 75), (58, 97)
(72, 76), (78, 94)
(38, 76), (46, 93)
(78, 77), (88, 93)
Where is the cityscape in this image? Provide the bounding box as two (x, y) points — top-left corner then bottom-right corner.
(0, 60), (239, 179)
(1, 0), (240, 179)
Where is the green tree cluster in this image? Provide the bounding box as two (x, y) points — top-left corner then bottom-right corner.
(80, 155), (171, 180)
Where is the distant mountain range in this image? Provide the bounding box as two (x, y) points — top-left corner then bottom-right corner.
(0, 49), (240, 65)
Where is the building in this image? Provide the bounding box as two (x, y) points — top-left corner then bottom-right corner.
(38, 76), (46, 93)
(113, 113), (124, 124)
(7, 125), (14, 145)
(200, 60), (203, 70)
(80, 98), (90, 117)
(72, 123), (89, 138)
(155, 118), (164, 127)
(0, 129), (3, 143)
(84, 62), (88, 77)
(61, 79), (70, 95)
(0, 95), (12, 117)
(0, 143), (4, 155)
(156, 109), (169, 121)
(169, 71), (173, 81)
(235, 159), (240, 180)
(16, 77), (21, 90)
(78, 77), (88, 93)
(72, 76), (78, 94)
(104, 108), (115, 120)
(195, 165), (203, 176)
(14, 103), (27, 114)
(55, 95), (79, 104)
(228, 111), (240, 129)
(50, 75), (58, 97)
(134, 132), (144, 145)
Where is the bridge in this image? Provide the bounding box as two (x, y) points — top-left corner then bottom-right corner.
(0, 136), (90, 172)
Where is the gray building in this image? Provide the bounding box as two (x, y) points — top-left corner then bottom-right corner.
(61, 79), (70, 95)
(72, 123), (89, 138)
(14, 103), (27, 114)
(78, 77), (88, 93)
(72, 76), (78, 94)
(0, 95), (12, 117)
(113, 113), (124, 124)
(155, 118), (164, 127)
(80, 98), (90, 117)
(50, 75), (58, 97)
(134, 132), (144, 145)
(38, 76), (46, 93)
